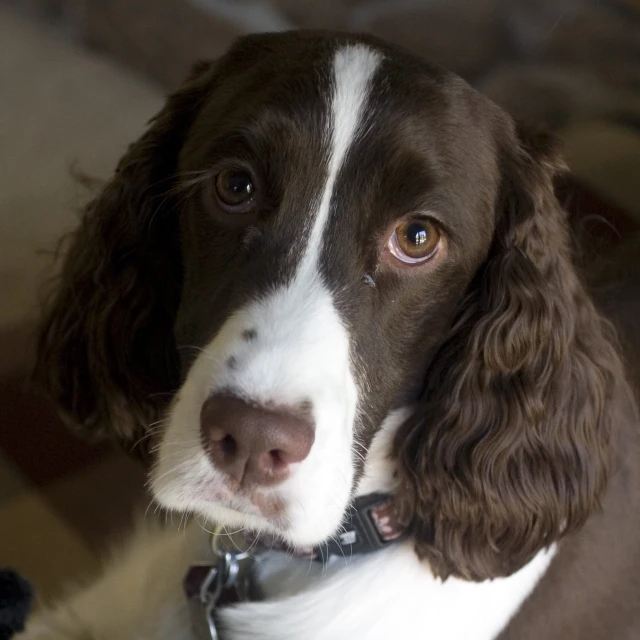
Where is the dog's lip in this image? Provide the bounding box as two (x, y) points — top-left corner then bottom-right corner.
(201, 481), (287, 521)
(200, 491), (337, 552)
(239, 529), (316, 557)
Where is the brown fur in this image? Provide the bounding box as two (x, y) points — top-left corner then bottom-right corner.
(35, 62), (217, 444)
(395, 123), (625, 580)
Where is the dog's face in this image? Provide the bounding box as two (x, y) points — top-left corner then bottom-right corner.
(37, 32), (622, 580)
(153, 36), (498, 545)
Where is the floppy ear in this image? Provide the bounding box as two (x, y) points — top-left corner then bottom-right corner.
(395, 122), (624, 581)
(35, 62), (216, 446)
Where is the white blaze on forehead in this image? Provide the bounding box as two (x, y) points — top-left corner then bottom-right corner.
(153, 44), (384, 547)
(297, 44), (382, 280)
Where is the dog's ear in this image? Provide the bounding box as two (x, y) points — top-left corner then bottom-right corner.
(35, 61), (216, 446)
(395, 121), (624, 581)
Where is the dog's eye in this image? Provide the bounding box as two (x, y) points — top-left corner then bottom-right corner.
(388, 219), (441, 264)
(215, 169), (255, 210)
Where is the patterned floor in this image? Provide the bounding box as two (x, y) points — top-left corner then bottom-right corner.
(0, 7), (158, 602)
(0, 368), (147, 600)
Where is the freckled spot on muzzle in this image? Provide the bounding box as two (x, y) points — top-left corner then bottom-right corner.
(242, 329), (258, 342)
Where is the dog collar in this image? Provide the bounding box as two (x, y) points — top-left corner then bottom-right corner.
(184, 493), (405, 640)
(287, 492), (406, 560)
(325, 491), (406, 553)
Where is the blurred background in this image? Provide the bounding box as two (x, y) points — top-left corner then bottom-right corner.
(1, 0), (639, 602)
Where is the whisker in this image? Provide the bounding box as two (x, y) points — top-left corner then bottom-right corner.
(143, 497), (157, 520)
(195, 516), (217, 536)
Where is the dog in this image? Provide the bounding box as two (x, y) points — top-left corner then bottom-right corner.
(23, 31), (640, 640)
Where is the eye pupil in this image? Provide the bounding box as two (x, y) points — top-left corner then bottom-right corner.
(228, 173), (252, 195)
(215, 169), (255, 208)
(405, 223), (428, 247)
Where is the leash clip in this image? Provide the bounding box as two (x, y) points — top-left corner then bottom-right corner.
(184, 536), (252, 640)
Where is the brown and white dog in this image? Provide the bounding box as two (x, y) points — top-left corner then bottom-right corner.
(24, 31), (640, 640)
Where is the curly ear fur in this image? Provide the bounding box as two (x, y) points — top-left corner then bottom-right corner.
(35, 62), (216, 444)
(395, 122), (624, 581)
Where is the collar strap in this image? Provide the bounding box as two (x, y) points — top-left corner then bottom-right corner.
(244, 493), (406, 560)
(312, 492), (405, 559)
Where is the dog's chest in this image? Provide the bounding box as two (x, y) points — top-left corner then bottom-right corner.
(216, 543), (556, 640)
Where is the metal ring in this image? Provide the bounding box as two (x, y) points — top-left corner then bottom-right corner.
(224, 551), (240, 587)
(210, 528), (252, 562)
(198, 566), (221, 604)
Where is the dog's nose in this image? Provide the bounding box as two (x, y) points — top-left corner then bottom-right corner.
(200, 394), (315, 486)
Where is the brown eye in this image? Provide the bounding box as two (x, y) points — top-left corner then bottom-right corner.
(388, 219), (441, 264)
(215, 169), (255, 210)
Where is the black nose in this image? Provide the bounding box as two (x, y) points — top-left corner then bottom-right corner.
(200, 393), (315, 486)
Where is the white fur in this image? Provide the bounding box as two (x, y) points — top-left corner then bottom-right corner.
(20, 527), (553, 640)
(21, 412), (554, 640)
(18, 523), (206, 640)
(220, 412), (554, 639)
(221, 542), (554, 640)
(297, 44), (382, 280)
(152, 45), (383, 547)
(152, 282), (357, 545)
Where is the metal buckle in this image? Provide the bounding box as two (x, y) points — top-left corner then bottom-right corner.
(184, 532), (253, 640)
(185, 563), (223, 640)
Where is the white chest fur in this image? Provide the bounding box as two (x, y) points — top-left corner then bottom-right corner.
(20, 521), (553, 640)
(218, 409), (555, 639)
(20, 408), (554, 640)
(221, 536), (554, 640)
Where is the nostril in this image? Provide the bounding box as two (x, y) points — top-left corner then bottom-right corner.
(209, 427), (238, 461)
(269, 449), (289, 472)
(220, 434), (237, 459)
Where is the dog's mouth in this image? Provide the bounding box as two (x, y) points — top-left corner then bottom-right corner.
(207, 485), (287, 521)
(213, 492), (408, 562)
(195, 486), (336, 552)
(193, 472), (289, 521)
(207, 518), (315, 562)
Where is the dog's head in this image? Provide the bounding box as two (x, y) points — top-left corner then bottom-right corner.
(36, 32), (624, 580)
